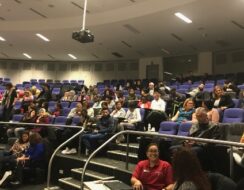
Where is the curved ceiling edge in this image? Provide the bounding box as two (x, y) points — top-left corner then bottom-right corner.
(0, 0), (197, 31)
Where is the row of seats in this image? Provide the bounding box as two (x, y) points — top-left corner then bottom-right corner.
(11, 114), (81, 126)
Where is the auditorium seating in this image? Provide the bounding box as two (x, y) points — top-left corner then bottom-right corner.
(222, 108), (244, 123)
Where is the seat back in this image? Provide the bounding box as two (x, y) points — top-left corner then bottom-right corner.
(158, 121), (178, 135)
(12, 114), (24, 122)
(177, 122), (192, 136)
(222, 108), (244, 123)
(54, 116), (67, 125)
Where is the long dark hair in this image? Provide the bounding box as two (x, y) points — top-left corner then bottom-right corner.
(18, 131), (29, 144)
(172, 148), (211, 190)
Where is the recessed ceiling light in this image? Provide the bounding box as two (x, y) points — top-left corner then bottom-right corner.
(175, 12), (192, 23)
(0, 36), (6, 41)
(68, 54), (77, 60)
(36, 33), (50, 42)
(161, 48), (170, 54)
(23, 53), (32, 59)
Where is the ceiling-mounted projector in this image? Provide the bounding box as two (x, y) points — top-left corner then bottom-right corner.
(72, 29), (94, 43)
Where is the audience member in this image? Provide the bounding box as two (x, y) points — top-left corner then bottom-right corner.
(131, 143), (174, 190)
(172, 148), (211, 190)
(82, 107), (114, 155)
(110, 101), (126, 119)
(1, 83), (17, 121)
(116, 102), (141, 144)
(171, 98), (195, 123)
(146, 90), (167, 131)
(212, 85), (234, 110)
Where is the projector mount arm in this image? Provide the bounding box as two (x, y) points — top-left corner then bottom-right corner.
(81, 0), (88, 31)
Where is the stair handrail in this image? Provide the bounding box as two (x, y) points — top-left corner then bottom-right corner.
(46, 125), (85, 189)
(80, 130), (244, 190)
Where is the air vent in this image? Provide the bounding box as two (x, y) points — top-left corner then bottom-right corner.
(121, 41), (132, 48)
(82, 63), (90, 71)
(10, 62), (19, 70)
(129, 62), (139, 71)
(48, 4), (55, 8)
(71, 1), (90, 13)
(29, 8), (47, 18)
(231, 20), (244, 30)
(59, 63), (67, 71)
(0, 17), (6, 21)
(137, 51), (145, 56)
(14, 0), (21, 4)
(71, 63), (79, 71)
(171, 33), (183, 42)
(35, 63), (44, 70)
(47, 54), (55, 59)
(232, 51), (244, 63)
(112, 52), (123, 58)
(215, 53), (227, 65)
(118, 63), (127, 71)
(23, 62), (31, 70)
(1, 52), (9, 58)
(0, 62), (7, 70)
(123, 24), (141, 34)
(47, 63), (55, 71)
(216, 40), (231, 47)
(94, 63), (103, 71)
(105, 63), (114, 71)
(91, 53), (99, 58)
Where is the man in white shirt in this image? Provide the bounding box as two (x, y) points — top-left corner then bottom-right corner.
(146, 91), (168, 131)
(116, 102), (141, 144)
(110, 101), (126, 118)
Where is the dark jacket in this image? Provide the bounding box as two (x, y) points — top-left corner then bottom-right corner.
(96, 116), (114, 134)
(213, 94), (234, 109)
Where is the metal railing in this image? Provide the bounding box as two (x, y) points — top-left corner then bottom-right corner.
(80, 130), (244, 190)
(46, 126), (85, 188)
(0, 121), (85, 190)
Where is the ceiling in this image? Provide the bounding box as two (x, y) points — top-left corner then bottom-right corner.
(0, 0), (244, 61)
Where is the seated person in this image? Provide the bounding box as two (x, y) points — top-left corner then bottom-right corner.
(146, 90), (167, 131)
(67, 103), (83, 119)
(170, 107), (221, 154)
(232, 132), (244, 167)
(131, 143), (174, 190)
(104, 96), (115, 109)
(192, 100), (219, 124)
(172, 148), (211, 190)
(110, 101), (126, 119)
(171, 98), (195, 123)
(31, 108), (50, 137)
(51, 102), (62, 117)
(0, 131), (29, 183)
(9, 133), (45, 185)
(188, 83), (205, 98)
(22, 90), (34, 112)
(61, 109), (90, 155)
(138, 95), (151, 109)
(125, 88), (138, 104)
(212, 85), (234, 111)
(116, 102), (141, 144)
(82, 107), (114, 155)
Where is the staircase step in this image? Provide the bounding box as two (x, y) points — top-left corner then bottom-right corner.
(58, 177), (81, 190)
(110, 143), (139, 153)
(44, 186), (64, 190)
(71, 168), (115, 181)
(106, 150), (138, 164)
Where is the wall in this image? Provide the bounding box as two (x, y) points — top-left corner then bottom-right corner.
(213, 49), (244, 74)
(0, 59), (139, 85)
(139, 57), (163, 80)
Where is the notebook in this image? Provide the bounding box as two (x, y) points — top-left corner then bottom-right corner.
(104, 181), (133, 190)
